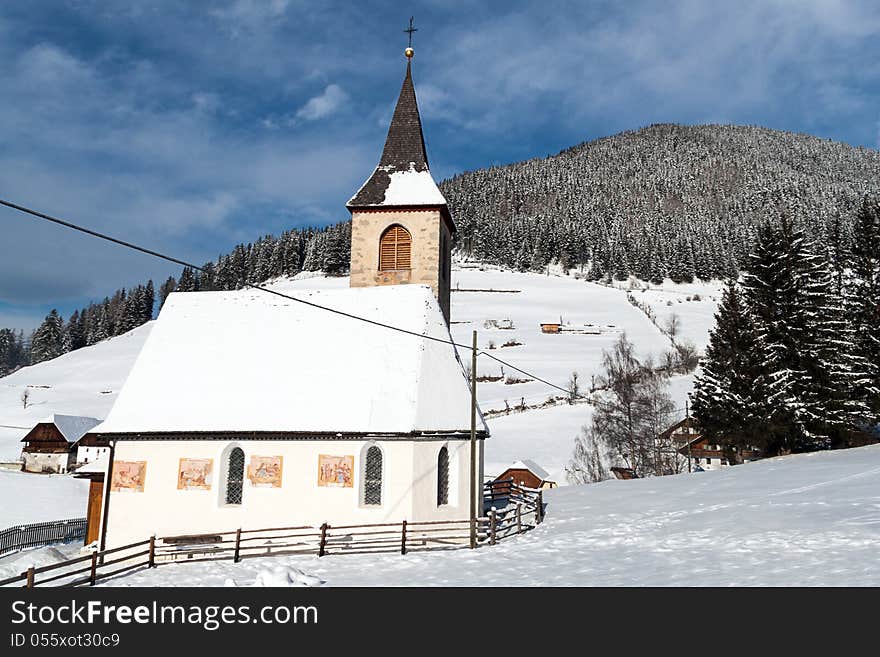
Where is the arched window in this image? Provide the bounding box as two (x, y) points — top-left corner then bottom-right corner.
(379, 225), (412, 271)
(363, 445), (383, 506)
(437, 446), (449, 506)
(225, 447), (245, 505)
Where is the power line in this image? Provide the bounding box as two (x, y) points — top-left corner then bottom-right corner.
(0, 197), (597, 401)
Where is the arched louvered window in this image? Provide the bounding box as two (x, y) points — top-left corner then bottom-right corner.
(437, 446), (449, 506)
(363, 445), (383, 506)
(225, 447), (245, 505)
(379, 225), (412, 271)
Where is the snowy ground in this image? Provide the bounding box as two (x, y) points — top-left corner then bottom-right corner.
(104, 445), (880, 587)
(0, 469), (88, 526)
(608, 277), (724, 350)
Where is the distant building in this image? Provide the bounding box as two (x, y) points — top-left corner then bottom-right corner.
(20, 414), (102, 474)
(73, 432), (111, 466)
(660, 417), (759, 471)
(540, 323), (562, 334)
(494, 460), (557, 490)
(610, 466), (638, 480)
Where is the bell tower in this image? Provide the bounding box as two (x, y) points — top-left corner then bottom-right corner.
(347, 26), (454, 323)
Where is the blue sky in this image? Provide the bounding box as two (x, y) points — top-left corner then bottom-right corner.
(1, 0), (879, 331)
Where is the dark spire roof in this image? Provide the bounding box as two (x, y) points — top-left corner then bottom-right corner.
(347, 61), (445, 209)
(378, 60), (429, 173)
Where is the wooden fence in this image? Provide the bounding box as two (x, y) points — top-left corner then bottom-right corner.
(0, 518), (87, 557)
(0, 480), (543, 588)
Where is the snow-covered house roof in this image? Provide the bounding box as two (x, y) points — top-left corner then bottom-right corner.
(23, 414), (102, 444)
(346, 60), (450, 220)
(510, 459), (552, 482)
(96, 285), (488, 438)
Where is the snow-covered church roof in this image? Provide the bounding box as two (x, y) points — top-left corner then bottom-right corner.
(97, 285), (487, 437)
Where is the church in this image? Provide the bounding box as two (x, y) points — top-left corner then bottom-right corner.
(93, 44), (488, 549)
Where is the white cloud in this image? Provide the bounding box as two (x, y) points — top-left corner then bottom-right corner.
(295, 84), (348, 121)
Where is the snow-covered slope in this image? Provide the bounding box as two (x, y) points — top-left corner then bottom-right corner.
(0, 323), (152, 460)
(109, 444), (880, 586)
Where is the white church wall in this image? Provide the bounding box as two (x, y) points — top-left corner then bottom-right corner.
(102, 438), (475, 548)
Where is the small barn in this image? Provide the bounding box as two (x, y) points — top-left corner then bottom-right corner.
(494, 460), (557, 490)
(20, 414), (102, 474)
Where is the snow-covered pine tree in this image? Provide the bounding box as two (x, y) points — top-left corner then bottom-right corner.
(742, 217), (871, 451)
(30, 309), (64, 364)
(691, 282), (769, 456)
(845, 196), (880, 416)
(158, 276), (176, 311)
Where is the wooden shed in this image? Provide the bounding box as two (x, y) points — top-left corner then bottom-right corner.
(493, 460), (557, 491)
(540, 323), (562, 334)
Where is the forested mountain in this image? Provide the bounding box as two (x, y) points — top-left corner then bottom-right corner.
(442, 123), (880, 281)
(3, 124), (879, 374)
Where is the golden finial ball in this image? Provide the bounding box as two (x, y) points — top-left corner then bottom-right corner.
(405, 47), (414, 59)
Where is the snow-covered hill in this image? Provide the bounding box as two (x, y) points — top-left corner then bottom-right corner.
(0, 268), (711, 528)
(0, 323), (152, 460)
(108, 444), (880, 586)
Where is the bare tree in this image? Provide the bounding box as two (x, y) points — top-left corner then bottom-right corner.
(567, 371), (580, 404)
(20, 388), (30, 409)
(666, 313), (680, 339)
(567, 333), (683, 481)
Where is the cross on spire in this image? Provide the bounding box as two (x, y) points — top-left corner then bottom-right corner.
(404, 16), (417, 49)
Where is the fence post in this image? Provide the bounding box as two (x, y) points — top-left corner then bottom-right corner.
(470, 516), (477, 549)
(536, 490), (544, 525)
(400, 520), (407, 555)
(318, 523), (328, 557)
(516, 503), (522, 534)
(148, 535), (156, 568)
(233, 528), (241, 563)
(89, 552), (98, 586)
(489, 508), (497, 546)
(25, 566), (35, 588)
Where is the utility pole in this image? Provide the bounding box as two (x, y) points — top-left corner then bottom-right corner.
(469, 330), (477, 549)
(685, 399), (692, 473)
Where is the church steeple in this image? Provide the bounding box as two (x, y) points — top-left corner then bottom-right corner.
(347, 24), (455, 324)
(347, 52), (445, 210)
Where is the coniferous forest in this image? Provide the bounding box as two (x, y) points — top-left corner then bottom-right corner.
(2, 124), (879, 378)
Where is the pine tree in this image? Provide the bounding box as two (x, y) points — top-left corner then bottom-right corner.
(691, 282), (769, 454)
(846, 196), (880, 416)
(742, 217), (870, 451)
(30, 310), (65, 364)
(158, 276), (177, 310)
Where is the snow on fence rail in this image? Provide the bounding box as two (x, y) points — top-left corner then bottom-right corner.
(0, 482), (544, 588)
(0, 518), (87, 557)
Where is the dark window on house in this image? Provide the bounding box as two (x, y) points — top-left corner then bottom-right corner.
(225, 447), (245, 505)
(437, 446), (449, 506)
(379, 225), (412, 271)
(364, 446), (383, 506)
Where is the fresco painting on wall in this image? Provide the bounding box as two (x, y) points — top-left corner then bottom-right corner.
(248, 455), (283, 488)
(111, 461), (147, 492)
(177, 458), (212, 490)
(318, 455), (354, 488)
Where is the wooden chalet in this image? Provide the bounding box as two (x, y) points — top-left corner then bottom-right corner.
(660, 416), (760, 471)
(493, 460), (557, 492)
(20, 414), (101, 474)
